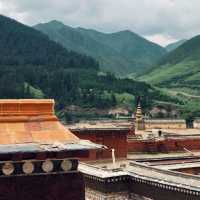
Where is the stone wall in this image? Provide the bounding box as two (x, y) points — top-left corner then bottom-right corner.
(85, 188), (153, 200)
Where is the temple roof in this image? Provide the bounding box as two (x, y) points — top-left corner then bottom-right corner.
(0, 99), (102, 152)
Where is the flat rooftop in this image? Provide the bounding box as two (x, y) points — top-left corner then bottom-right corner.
(134, 129), (200, 138)
(80, 152), (200, 193)
(160, 129), (200, 135)
(145, 119), (185, 123)
(79, 160), (200, 191)
(67, 119), (132, 131)
(128, 151), (200, 160)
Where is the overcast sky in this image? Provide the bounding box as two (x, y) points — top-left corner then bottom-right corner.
(0, 0), (200, 46)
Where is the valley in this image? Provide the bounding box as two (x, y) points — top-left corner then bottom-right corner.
(0, 15), (199, 121)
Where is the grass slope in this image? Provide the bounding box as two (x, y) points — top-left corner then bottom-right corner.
(140, 35), (200, 93)
(139, 35), (200, 118)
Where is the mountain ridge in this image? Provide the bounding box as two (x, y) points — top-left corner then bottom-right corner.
(165, 39), (187, 52)
(139, 35), (200, 95)
(34, 21), (167, 76)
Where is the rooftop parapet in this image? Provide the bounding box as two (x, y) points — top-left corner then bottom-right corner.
(0, 99), (54, 116)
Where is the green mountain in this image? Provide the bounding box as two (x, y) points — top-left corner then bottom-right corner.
(165, 39), (187, 52)
(34, 21), (166, 76)
(140, 35), (200, 88)
(139, 35), (200, 118)
(0, 15), (181, 120)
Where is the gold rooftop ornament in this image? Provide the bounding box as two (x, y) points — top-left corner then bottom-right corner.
(42, 160), (54, 173)
(61, 160), (73, 171)
(22, 161), (34, 174)
(135, 97), (145, 130)
(2, 162), (14, 176)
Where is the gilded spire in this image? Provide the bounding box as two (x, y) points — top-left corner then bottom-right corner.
(135, 101), (142, 121)
(135, 97), (145, 130)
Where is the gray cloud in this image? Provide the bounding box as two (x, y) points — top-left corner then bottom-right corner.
(0, 0), (200, 45)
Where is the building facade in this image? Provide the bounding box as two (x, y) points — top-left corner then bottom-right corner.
(0, 99), (101, 200)
(69, 120), (130, 160)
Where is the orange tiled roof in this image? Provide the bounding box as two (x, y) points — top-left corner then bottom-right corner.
(0, 99), (79, 145)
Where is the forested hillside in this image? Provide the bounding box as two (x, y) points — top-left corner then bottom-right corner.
(34, 21), (166, 76)
(0, 15), (98, 102)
